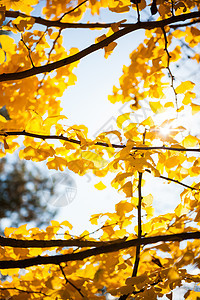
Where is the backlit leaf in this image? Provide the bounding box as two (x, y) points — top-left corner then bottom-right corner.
(175, 81), (195, 94)
(182, 135), (198, 147)
(119, 181), (132, 197)
(94, 181), (106, 190)
(149, 101), (165, 114)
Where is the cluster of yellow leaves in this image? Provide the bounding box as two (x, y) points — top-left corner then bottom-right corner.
(0, 22), (80, 153)
(1, 0), (38, 14)
(1, 0), (200, 299)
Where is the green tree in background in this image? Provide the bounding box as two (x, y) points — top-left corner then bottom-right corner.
(0, 157), (57, 228)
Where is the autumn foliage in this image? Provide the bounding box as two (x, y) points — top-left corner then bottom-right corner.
(1, 0), (200, 299)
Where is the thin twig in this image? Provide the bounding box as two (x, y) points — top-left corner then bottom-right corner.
(33, 28), (63, 101)
(135, 1), (141, 23)
(171, 0), (175, 17)
(59, 0), (88, 21)
(162, 26), (178, 111)
(32, 27), (48, 51)
(0, 287), (47, 296)
(20, 34), (35, 67)
(80, 221), (123, 239)
(145, 169), (198, 191)
(48, 28), (63, 61)
(59, 264), (84, 297)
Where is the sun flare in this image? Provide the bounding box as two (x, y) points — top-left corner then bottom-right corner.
(159, 124), (171, 136)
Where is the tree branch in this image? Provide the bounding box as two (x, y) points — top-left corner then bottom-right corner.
(1, 130), (200, 152)
(59, 0), (88, 21)
(170, 18), (200, 29)
(0, 231), (200, 269)
(5, 10), (200, 30)
(5, 10), (134, 29)
(132, 172), (142, 277)
(20, 33), (35, 68)
(0, 235), (126, 248)
(1, 10), (200, 82)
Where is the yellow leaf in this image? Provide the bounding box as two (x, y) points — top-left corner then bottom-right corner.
(145, 206), (154, 219)
(63, 141), (76, 150)
(115, 201), (133, 218)
(0, 115), (7, 123)
(0, 35), (15, 54)
(191, 103), (200, 115)
(175, 81), (194, 94)
(168, 268), (180, 280)
(4, 227), (16, 237)
(51, 220), (60, 227)
(1, 0), (38, 14)
(111, 19), (127, 32)
(81, 151), (108, 168)
(165, 156), (180, 168)
(58, 289), (71, 299)
(117, 113), (130, 129)
(182, 135), (198, 147)
(104, 41), (117, 58)
(12, 16), (35, 31)
(67, 159), (93, 174)
(46, 276), (63, 290)
(126, 274), (148, 286)
(100, 130), (122, 142)
(25, 113), (43, 133)
(60, 220), (73, 230)
(47, 157), (67, 171)
(43, 115), (68, 132)
(182, 91), (196, 105)
(164, 102), (174, 108)
(119, 181), (132, 197)
(0, 48), (5, 64)
(142, 194), (153, 207)
(90, 214), (102, 225)
(96, 34), (107, 43)
(142, 116), (154, 127)
(175, 203), (189, 217)
(149, 101), (165, 114)
(94, 181), (106, 190)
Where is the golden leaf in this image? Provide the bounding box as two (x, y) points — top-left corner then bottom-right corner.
(94, 181), (106, 190)
(149, 101), (165, 114)
(175, 81), (195, 94)
(182, 135), (198, 147)
(119, 181), (132, 198)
